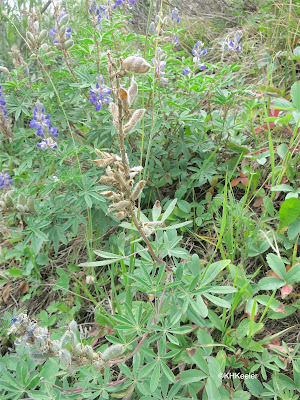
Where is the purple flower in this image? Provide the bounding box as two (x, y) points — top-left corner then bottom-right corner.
(182, 67), (191, 75)
(227, 30), (243, 52)
(89, 76), (111, 111)
(192, 41), (207, 69)
(0, 85), (8, 116)
(152, 56), (168, 84)
(49, 27), (57, 36)
(171, 8), (180, 23)
(112, 0), (134, 9)
(0, 172), (13, 190)
(30, 101), (59, 149)
(173, 34), (179, 46)
(66, 27), (72, 38)
(37, 138), (58, 150)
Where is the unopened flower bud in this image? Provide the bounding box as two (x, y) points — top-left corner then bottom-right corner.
(60, 331), (76, 352)
(59, 348), (72, 365)
(121, 56), (151, 74)
(18, 193), (26, 206)
(123, 109), (146, 134)
(50, 340), (61, 352)
(84, 345), (94, 359)
(68, 320), (78, 335)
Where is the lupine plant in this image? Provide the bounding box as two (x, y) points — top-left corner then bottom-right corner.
(1, 1), (300, 400)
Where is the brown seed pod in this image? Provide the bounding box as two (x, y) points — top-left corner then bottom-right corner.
(100, 175), (116, 184)
(123, 109), (146, 135)
(93, 158), (115, 167)
(128, 76), (138, 105)
(119, 88), (130, 110)
(108, 200), (131, 212)
(114, 210), (127, 220)
(130, 180), (147, 201)
(121, 56), (151, 74)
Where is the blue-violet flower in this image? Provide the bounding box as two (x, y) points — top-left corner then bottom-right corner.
(89, 76), (111, 111)
(30, 101), (58, 149)
(0, 172), (13, 189)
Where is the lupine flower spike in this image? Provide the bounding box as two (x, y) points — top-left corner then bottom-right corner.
(30, 102), (59, 149)
(192, 41), (207, 70)
(0, 172), (13, 190)
(89, 75), (111, 111)
(171, 8), (180, 23)
(227, 30), (243, 51)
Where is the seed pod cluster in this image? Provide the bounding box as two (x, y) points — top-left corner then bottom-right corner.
(25, 18), (50, 56)
(95, 149), (147, 220)
(0, 190), (36, 213)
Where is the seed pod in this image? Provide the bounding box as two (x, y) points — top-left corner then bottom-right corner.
(0, 200), (6, 208)
(94, 360), (104, 371)
(46, 51), (55, 57)
(16, 204), (25, 212)
(109, 102), (119, 130)
(121, 56), (151, 74)
(23, 205), (29, 212)
(119, 88), (130, 110)
(73, 343), (84, 356)
(39, 43), (49, 52)
(59, 348), (72, 365)
(60, 330), (75, 352)
(128, 76), (138, 105)
(84, 345), (94, 360)
(108, 200), (131, 212)
(93, 158), (115, 167)
(86, 275), (95, 284)
(38, 29), (48, 44)
(59, 14), (69, 27)
(0, 66), (10, 75)
(100, 175), (116, 184)
(101, 344), (124, 361)
(114, 210), (127, 220)
(123, 109), (146, 135)
(130, 180), (147, 201)
(68, 320), (78, 335)
(18, 193), (26, 206)
(64, 39), (74, 49)
(33, 20), (39, 33)
(50, 340), (61, 352)
(130, 166), (143, 173)
(26, 31), (35, 45)
(26, 196), (35, 212)
(4, 193), (14, 207)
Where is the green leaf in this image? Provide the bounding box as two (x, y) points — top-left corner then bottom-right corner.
(200, 260), (230, 286)
(139, 361), (156, 379)
(204, 293), (231, 309)
(279, 198), (300, 230)
(271, 184), (293, 192)
(266, 253), (287, 281)
(286, 263), (300, 285)
(272, 98), (295, 110)
(245, 377), (263, 397)
(205, 377), (221, 400)
(161, 361), (175, 382)
(150, 363), (160, 392)
(180, 369), (207, 384)
(177, 200), (191, 214)
(291, 81), (300, 110)
(161, 199), (177, 222)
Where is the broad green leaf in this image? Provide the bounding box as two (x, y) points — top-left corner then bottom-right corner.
(291, 81), (300, 110)
(279, 198), (300, 230)
(161, 199), (177, 222)
(266, 253), (287, 281)
(180, 369), (207, 384)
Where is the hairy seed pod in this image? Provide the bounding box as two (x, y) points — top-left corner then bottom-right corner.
(38, 29), (48, 44)
(0, 200), (6, 208)
(84, 345), (94, 360)
(114, 210), (127, 220)
(101, 344), (124, 361)
(108, 200), (131, 212)
(27, 196), (35, 212)
(39, 43), (49, 52)
(128, 76), (138, 105)
(94, 361), (104, 371)
(130, 180), (147, 201)
(130, 166), (143, 173)
(0, 66), (10, 75)
(119, 88), (130, 110)
(93, 158), (115, 167)
(18, 193), (26, 206)
(60, 331), (75, 352)
(50, 340), (61, 352)
(123, 109), (146, 134)
(26, 31), (35, 44)
(59, 14), (69, 27)
(68, 320), (78, 335)
(59, 349), (72, 365)
(121, 56), (151, 74)
(64, 39), (74, 49)
(100, 175), (116, 184)
(4, 193), (14, 207)
(16, 204), (25, 212)
(73, 343), (84, 356)
(33, 20), (39, 33)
